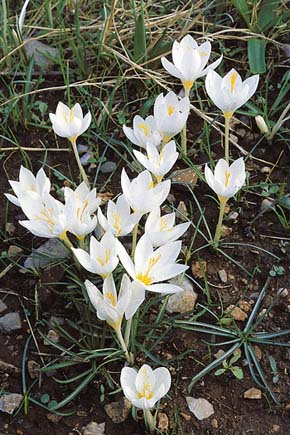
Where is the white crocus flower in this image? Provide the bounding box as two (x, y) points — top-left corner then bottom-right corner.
(5, 166), (50, 207)
(154, 91), (190, 143)
(117, 234), (187, 294)
(145, 207), (190, 247)
(85, 274), (145, 330)
(72, 231), (119, 278)
(64, 182), (101, 215)
(120, 364), (171, 410)
(18, 193), (68, 240)
(49, 102), (91, 141)
(123, 115), (162, 149)
(205, 157), (246, 203)
(133, 140), (178, 183)
(121, 169), (171, 215)
(161, 35), (222, 94)
(205, 69), (259, 119)
(98, 195), (140, 237)
(64, 182), (101, 240)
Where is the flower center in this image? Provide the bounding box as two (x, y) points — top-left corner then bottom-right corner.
(136, 255), (161, 286)
(77, 200), (89, 222)
(167, 105), (175, 116)
(224, 170), (231, 188)
(105, 292), (116, 306)
(35, 207), (55, 229)
(139, 123), (150, 137)
(112, 212), (122, 236)
(230, 72), (238, 93)
(96, 249), (111, 266)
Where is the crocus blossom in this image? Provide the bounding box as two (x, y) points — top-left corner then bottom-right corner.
(72, 231), (119, 278)
(120, 364), (171, 410)
(19, 193), (68, 240)
(205, 157), (246, 202)
(5, 166), (50, 207)
(85, 274), (145, 330)
(154, 92), (190, 143)
(205, 69), (259, 119)
(117, 234), (187, 293)
(123, 115), (162, 149)
(49, 102), (91, 141)
(161, 35), (222, 93)
(64, 182), (101, 240)
(121, 169), (171, 215)
(145, 207), (190, 247)
(97, 195), (140, 237)
(133, 140), (178, 183)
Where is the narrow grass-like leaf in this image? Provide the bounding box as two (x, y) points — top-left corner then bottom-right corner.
(188, 342), (241, 392)
(248, 38), (266, 74)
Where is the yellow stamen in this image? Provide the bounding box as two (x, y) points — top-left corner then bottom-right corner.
(230, 72), (238, 93)
(139, 123), (150, 137)
(159, 216), (171, 232)
(105, 292), (116, 306)
(167, 105), (175, 116)
(96, 249), (111, 266)
(77, 200), (89, 222)
(136, 255), (161, 286)
(112, 212), (122, 236)
(35, 207), (55, 229)
(137, 367), (153, 399)
(224, 170), (231, 188)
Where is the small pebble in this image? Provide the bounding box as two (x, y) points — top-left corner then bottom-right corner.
(100, 161), (117, 174)
(244, 388), (262, 400)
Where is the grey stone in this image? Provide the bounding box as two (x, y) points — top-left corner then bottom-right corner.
(104, 397), (131, 423)
(24, 238), (69, 269)
(0, 300), (7, 314)
(27, 360), (40, 379)
(186, 397), (214, 420)
(0, 393), (23, 414)
(80, 152), (93, 166)
(0, 312), (22, 333)
(78, 144), (89, 154)
(100, 161), (117, 174)
(82, 422), (106, 435)
(24, 40), (58, 70)
(167, 277), (197, 313)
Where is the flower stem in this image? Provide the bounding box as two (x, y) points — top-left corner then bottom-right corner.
(144, 408), (156, 434)
(70, 137), (90, 187)
(124, 222), (139, 348)
(224, 115), (231, 164)
(213, 199), (226, 248)
(131, 223), (138, 257)
(181, 87), (190, 157)
(115, 327), (133, 364)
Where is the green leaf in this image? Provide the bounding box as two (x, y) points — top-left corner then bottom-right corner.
(229, 349), (241, 365)
(248, 38), (266, 74)
(40, 393), (50, 404)
(278, 195), (290, 210)
(133, 5), (146, 63)
(231, 366), (244, 380)
(214, 368), (226, 376)
(231, 0), (251, 26)
(256, 0), (280, 32)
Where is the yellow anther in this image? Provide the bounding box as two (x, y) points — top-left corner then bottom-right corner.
(230, 72), (238, 93)
(139, 123), (150, 137)
(167, 105), (175, 116)
(224, 170), (231, 188)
